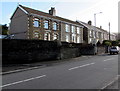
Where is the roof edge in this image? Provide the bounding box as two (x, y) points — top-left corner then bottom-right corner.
(10, 4), (28, 20)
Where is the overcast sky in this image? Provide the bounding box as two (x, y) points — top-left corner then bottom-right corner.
(0, 0), (119, 33)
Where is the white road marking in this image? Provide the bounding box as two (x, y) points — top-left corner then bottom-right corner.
(68, 63), (95, 70)
(101, 76), (118, 89)
(0, 67), (39, 75)
(0, 75), (46, 88)
(103, 58), (115, 62)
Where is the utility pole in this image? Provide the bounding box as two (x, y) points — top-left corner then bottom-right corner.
(109, 22), (111, 40)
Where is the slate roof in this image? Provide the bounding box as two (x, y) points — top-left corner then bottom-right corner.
(77, 20), (109, 33)
(16, 5), (82, 26)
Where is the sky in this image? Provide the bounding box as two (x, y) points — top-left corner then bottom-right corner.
(0, 0), (119, 33)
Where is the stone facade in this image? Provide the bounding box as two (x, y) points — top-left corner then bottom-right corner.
(77, 21), (117, 44)
(10, 5), (83, 44)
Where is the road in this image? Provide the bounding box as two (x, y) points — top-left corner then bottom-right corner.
(1, 54), (118, 89)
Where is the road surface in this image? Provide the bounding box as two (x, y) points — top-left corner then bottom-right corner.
(1, 54), (118, 89)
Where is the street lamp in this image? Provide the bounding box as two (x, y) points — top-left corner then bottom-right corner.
(109, 22), (111, 40)
(94, 12), (102, 27)
(93, 12), (102, 45)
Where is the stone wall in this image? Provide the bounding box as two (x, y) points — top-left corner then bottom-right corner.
(2, 39), (105, 64)
(2, 39), (59, 64)
(2, 39), (81, 64)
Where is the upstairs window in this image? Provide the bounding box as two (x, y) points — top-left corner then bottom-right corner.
(77, 27), (80, 34)
(89, 30), (92, 37)
(95, 31), (98, 38)
(44, 20), (49, 29)
(72, 26), (75, 33)
(33, 18), (39, 27)
(65, 24), (70, 32)
(93, 31), (96, 38)
(53, 22), (57, 30)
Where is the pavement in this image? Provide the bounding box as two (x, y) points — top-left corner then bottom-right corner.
(104, 75), (120, 90)
(1, 53), (118, 89)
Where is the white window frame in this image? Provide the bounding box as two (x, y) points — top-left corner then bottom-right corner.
(71, 26), (75, 33)
(53, 22), (57, 30)
(44, 32), (50, 41)
(53, 33), (59, 40)
(33, 18), (39, 27)
(44, 20), (49, 29)
(77, 27), (80, 34)
(65, 24), (70, 32)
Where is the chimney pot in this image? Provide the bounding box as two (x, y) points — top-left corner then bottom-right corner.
(49, 7), (56, 16)
(88, 20), (92, 25)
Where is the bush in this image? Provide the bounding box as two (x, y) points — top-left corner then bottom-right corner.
(102, 40), (111, 46)
(104, 41), (112, 46)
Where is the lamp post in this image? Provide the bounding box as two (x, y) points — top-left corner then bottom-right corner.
(109, 22), (111, 41)
(94, 12), (102, 27)
(93, 12), (102, 44)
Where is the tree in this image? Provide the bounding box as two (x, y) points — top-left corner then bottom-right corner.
(102, 40), (111, 46)
(2, 24), (9, 35)
(111, 41), (119, 46)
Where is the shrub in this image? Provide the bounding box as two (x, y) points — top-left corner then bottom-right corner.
(104, 41), (112, 46)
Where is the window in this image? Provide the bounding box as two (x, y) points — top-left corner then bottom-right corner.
(95, 31), (97, 38)
(72, 26), (75, 33)
(53, 33), (58, 40)
(77, 27), (80, 34)
(65, 24), (70, 32)
(96, 32), (98, 38)
(66, 34), (70, 42)
(93, 31), (95, 38)
(53, 22), (57, 30)
(77, 36), (80, 43)
(100, 33), (102, 39)
(89, 38), (92, 43)
(33, 31), (39, 39)
(44, 20), (49, 29)
(103, 33), (105, 39)
(72, 34), (76, 43)
(44, 32), (50, 41)
(33, 18), (39, 27)
(89, 30), (92, 37)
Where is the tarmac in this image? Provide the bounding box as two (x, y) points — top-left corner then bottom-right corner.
(1, 54), (119, 90)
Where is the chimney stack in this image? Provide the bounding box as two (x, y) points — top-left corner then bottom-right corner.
(88, 20), (92, 25)
(100, 26), (102, 29)
(49, 7), (56, 16)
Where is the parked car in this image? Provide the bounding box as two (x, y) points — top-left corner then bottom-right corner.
(109, 46), (119, 55)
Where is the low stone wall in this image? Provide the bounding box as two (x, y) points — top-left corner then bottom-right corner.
(79, 44), (96, 55)
(2, 39), (81, 64)
(2, 39), (59, 64)
(97, 46), (105, 54)
(60, 43), (81, 59)
(2, 39), (105, 64)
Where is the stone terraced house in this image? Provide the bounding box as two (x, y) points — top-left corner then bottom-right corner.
(10, 5), (84, 43)
(77, 20), (116, 44)
(10, 4), (116, 44)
